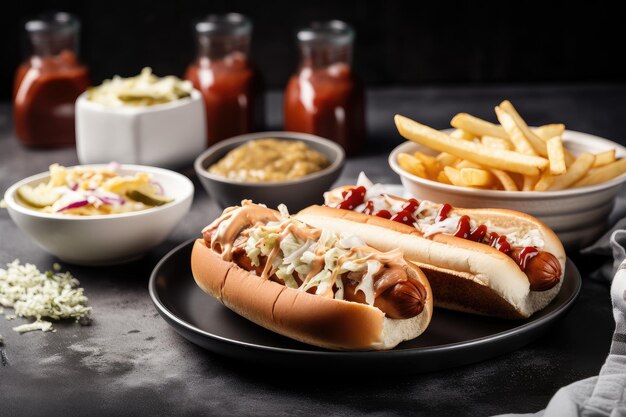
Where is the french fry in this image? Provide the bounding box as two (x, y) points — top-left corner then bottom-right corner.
(592, 149), (616, 168)
(498, 100), (548, 157)
(450, 129), (476, 140)
(546, 136), (566, 175)
(413, 151), (438, 166)
(437, 170), (452, 185)
(413, 151), (439, 178)
(481, 135), (513, 151)
(397, 153), (427, 178)
(548, 152), (595, 190)
(453, 157), (517, 191)
(534, 171), (555, 191)
(443, 166), (466, 187)
(435, 152), (459, 167)
(394, 114), (549, 176)
(564, 150), (575, 167)
(573, 158), (626, 188)
(455, 159), (481, 169)
(533, 124), (565, 141)
(495, 106), (538, 156)
(450, 113), (507, 139)
(531, 122), (575, 166)
(522, 175), (539, 191)
(490, 169), (518, 191)
(459, 167), (494, 187)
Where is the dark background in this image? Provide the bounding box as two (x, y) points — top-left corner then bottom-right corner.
(1, 0), (624, 101)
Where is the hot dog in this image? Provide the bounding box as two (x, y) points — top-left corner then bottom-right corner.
(295, 173), (566, 319)
(190, 200), (433, 350)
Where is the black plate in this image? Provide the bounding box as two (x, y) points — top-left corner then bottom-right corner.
(149, 239), (582, 374)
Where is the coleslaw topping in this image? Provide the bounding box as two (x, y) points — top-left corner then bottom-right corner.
(0, 260), (92, 333)
(204, 201), (408, 306)
(87, 67), (193, 107)
(16, 163), (172, 215)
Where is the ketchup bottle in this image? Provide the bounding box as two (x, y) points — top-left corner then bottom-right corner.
(185, 13), (264, 146)
(284, 20), (366, 156)
(13, 12), (90, 148)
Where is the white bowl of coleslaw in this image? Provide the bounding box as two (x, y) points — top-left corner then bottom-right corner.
(4, 163), (194, 266)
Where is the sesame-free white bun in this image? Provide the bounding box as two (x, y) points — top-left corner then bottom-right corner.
(296, 205), (565, 319)
(191, 239), (433, 350)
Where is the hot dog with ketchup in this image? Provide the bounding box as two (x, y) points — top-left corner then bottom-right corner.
(295, 173), (566, 319)
(191, 200), (433, 350)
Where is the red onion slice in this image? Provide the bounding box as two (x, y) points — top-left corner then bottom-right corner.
(97, 196), (126, 205)
(57, 200), (89, 212)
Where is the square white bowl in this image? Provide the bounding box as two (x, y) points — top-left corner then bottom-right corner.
(75, 90), (207, 168)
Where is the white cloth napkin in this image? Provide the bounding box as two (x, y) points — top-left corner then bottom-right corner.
(494, 229), (626, 417)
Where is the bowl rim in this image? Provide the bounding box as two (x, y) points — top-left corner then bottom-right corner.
(194, 131), (346, 188)
(76, 89), (203, 114)
(4, 163), (195, 220)
(389, 128), (626, 199)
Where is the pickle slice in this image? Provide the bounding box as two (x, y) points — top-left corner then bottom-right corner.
(126, 189), (172, 206)
(16, 184), (61, 208)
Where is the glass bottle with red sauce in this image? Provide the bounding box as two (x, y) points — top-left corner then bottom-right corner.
(185, 13), (263, 146)
(284, 20), (366, 155)
(13, 12), (90, 147)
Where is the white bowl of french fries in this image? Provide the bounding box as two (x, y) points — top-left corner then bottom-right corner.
(389, 100), (626, 251)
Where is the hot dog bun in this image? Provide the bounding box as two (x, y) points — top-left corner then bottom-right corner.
(191, 239), (433, 351)
(296, 205), (565, 319)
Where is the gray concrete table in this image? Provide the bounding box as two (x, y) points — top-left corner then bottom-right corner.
(1, 85), (625, 417)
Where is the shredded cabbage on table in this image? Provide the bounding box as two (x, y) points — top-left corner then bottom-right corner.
(0, 260), (92, 333)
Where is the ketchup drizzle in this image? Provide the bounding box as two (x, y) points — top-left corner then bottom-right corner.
(468, 224), (487, 242)
(436, 203), (452, 222)
(489, 232), (511, 254)
(517, 247), (539, 270)
(401, 198), (419, 214)
(391, 210), (416, 226)
(339, 186), (366, 210)
(336, 185), (536, 259)
(389, 198), (420, 226)
(454, 215), (471, 238)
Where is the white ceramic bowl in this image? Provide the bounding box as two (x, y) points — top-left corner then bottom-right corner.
(4, 164), (194, 266)
(75, 90), (207, 168)
(389, 129), (626, 251)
